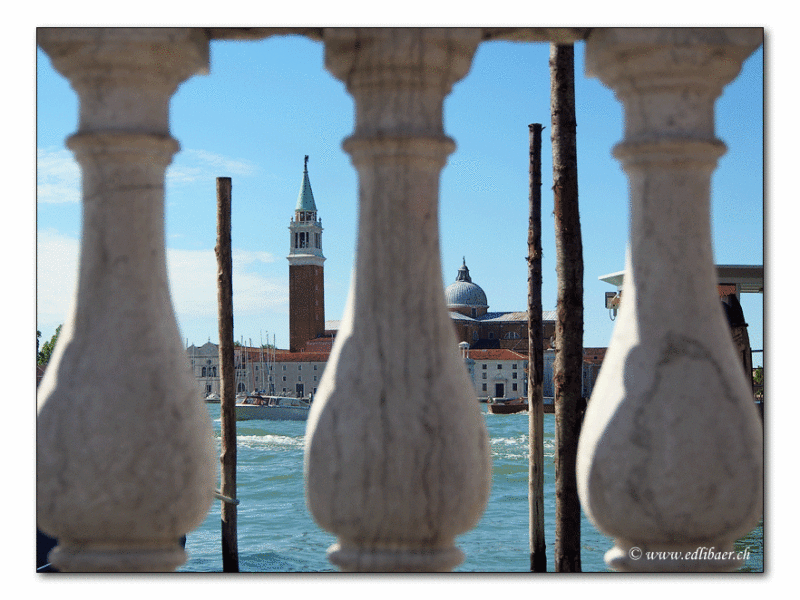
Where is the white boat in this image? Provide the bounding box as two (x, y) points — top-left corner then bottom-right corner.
(234, 394), (311, 421)
(205, 392), (221, 403)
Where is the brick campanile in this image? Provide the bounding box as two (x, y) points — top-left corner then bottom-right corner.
(288, 156), (325, 352)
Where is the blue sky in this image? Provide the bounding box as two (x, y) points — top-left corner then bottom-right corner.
(36, 32), (764, 365)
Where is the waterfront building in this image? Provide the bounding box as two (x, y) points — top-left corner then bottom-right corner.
(460, 346), (602, 401)
(190, 343), (606, 401)
(462, 348), (529, 399)
(188, 342), (329, 398)
(188, 341), (220, 396)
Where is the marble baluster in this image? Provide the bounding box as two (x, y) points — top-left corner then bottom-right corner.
(304, 28), (491, 572)
(36, 28), (216, 572)
(576, 28), (764, 572)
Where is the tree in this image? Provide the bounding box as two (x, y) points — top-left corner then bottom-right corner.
(38, 325), (62, 366)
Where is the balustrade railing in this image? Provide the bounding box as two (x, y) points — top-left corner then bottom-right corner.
(37, 26), (762, 573)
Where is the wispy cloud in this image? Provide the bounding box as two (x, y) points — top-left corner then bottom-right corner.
(167, 149), (258, 185)
(36, 146), (259, 204)
(233, 249), (277, 267)
(36, 227), (285, 334)
(36, 229), (79, 332)
(36, 147), (81, 204)
(167, 247), (284, 319)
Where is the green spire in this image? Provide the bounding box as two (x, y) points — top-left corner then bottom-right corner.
(295, 155), (317, 212)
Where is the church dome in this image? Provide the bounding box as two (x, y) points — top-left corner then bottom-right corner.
(445, 259), (488, 316)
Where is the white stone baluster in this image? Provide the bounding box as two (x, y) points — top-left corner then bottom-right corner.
(304, 28), (491, 572)
(576, 28), (763, 572)
(36, 28), (216, 572)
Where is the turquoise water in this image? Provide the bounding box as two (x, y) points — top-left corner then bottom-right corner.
(179, 404), (763, 572)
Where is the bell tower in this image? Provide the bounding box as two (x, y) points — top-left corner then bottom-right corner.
(288, 156), (325, 352)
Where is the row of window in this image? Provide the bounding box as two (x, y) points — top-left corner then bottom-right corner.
(201, 363), (322, 372)
(205, 362), (528, 376)
(481, 371), (519, 379)
(470, 331), (523, 340)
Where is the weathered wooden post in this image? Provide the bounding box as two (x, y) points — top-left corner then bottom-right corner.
(527, 123), (547, 572)
(216, 176), (239, 572)
(550, 42), (583, 573)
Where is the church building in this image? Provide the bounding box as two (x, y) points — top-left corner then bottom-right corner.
(188, 157), (602, 401)
(445, 258), (556, 352)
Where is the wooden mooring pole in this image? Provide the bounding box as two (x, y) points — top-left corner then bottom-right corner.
(550, 43), (583, 573)
(216, 176), (239, 572)
(527, 123), (547, 572)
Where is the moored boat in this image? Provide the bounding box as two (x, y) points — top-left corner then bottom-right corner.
(487, 397), (528, 415)
(234, 394), (311, 421)
(485, 397), (558, 414)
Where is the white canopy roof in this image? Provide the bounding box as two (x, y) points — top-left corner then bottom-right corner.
(599, 265), (763, 294)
